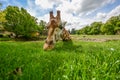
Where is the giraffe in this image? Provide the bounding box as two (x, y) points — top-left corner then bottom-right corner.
(43, 10), (72, 50)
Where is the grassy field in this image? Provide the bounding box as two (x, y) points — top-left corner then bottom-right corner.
(0, 35), (120, 80)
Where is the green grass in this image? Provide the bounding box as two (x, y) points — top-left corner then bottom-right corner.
(0, 36), (120, 80)
(0, 38), (14, 41)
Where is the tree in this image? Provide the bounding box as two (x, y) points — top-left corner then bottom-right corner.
(38, 20), (46, 34)
(107, 15), (120, 34)
(107, 16), (119, 26)
(4, 6), (38, 38)
(79, 15), (120, 35)
(89, 22), (103, 35)
(100, 22), (115, 35)
(101, 15), (120, 35)
(80, 25), (91, 35)
(114, 22), (120, 34)
(0, 11), (6, 23)
(0, 3), (7, 30)
(71, 28), (76, 34)
(75, 30), (80, 35)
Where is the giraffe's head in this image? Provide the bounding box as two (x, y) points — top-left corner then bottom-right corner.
(43, 10), (62, 50)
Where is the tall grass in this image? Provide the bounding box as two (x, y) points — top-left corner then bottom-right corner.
(0, 40), (120, 80)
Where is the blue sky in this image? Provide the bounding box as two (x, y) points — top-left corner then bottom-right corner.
(1, 0), (120, 30)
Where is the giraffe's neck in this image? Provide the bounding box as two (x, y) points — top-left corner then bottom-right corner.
(43, 10), (72, 50)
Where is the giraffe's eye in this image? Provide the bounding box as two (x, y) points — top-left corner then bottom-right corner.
(46, 40), (53, 45)
(55, 29), (58, 32)
(46, 25), (49, 29)
(49, 40), (53, 45)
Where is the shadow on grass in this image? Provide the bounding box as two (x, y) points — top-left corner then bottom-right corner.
(54, 40), (83, 53)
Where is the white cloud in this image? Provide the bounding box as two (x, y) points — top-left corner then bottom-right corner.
(37, 14), (49, 22)
(107, 5), (120, 19)
(26, 0), (37, 17)
(33, 0), (115, 17)
(96, 13), (107, 20)
(95, 5), (120, 23)
(56, 0), (115, 16)
(26, 0), (47, 19)
(35, 0), (62, 9)
(26, 0), (118, 30)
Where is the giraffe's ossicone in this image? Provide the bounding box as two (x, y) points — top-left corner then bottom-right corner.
(43, 10), (72, 50)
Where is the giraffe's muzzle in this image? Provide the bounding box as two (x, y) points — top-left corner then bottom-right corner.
(43, 40), (54, 50)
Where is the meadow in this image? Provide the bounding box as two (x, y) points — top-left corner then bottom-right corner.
(0, 35), (120, 80)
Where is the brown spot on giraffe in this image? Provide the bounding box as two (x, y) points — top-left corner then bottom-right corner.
(43, 10), (72, 50)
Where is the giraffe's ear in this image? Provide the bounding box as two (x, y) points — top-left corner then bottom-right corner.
(56, 10), (61, 21)
(50, 11), (54, 19)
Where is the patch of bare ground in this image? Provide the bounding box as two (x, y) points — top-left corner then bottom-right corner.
(78, 38), (120, 42)
(71, 35), (120, 42)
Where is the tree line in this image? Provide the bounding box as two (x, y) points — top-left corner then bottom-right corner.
(74, 15), (120, 35)
(0, 5), (46, 39)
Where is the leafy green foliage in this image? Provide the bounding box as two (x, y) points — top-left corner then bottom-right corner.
(101, 22), (115, 35)
(79, 22), (102, 35)
(4, 6), (38, 38)
(71, 28), (76, 34)
(0, 3), (6, 29)
(0, 11), (6, 23)
(101, 23), (114, 35)
(38, 20), (46, 35)
(90, 22), (102, 35)
(78, 26), (90, 35)
(115, 22), (120, 34)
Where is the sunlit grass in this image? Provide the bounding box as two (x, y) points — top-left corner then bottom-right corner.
(0, 37), (120, 80)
